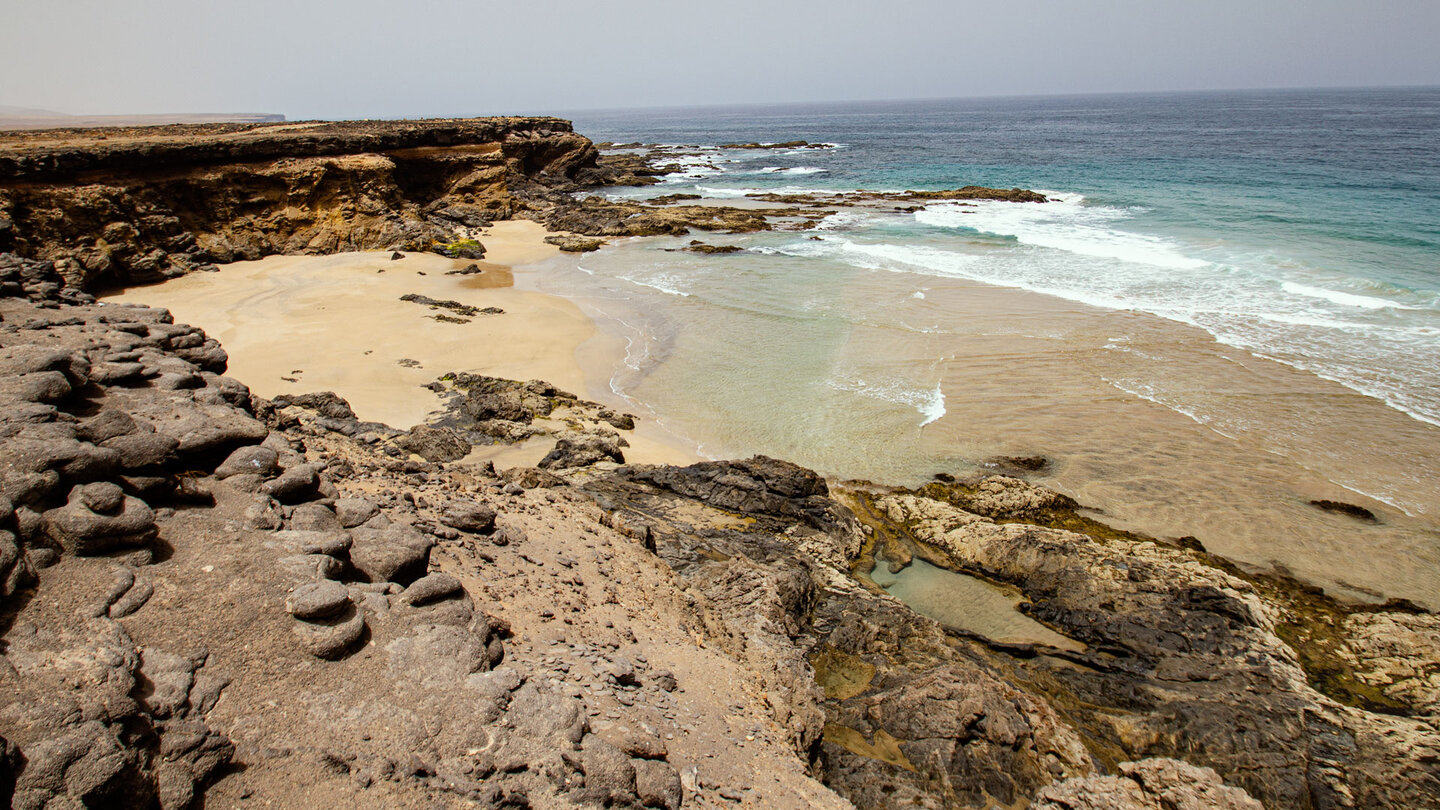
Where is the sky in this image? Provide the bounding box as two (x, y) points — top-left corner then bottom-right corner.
(3, 0), (1439, 119)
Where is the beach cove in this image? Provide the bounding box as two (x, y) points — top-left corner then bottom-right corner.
(3, 111), (1439, 809)
(548, 89), (1440, 609)
(104, 221), (699, 470)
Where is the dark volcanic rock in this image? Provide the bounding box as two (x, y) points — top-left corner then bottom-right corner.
(286, 581), (351, 620)
(896, 186), (1049, 203)
(214, 445), (281, 479)
(44, 483), (157, 555)
(259, 463), (319, 504)
(395, 424), (470, 462)
(680, 241), (743, 254)
(1310, 498), (1379, 522)
(402, 572), (464, 606)
(626, 456), (846, 532)
(349, 525), (434, 585)
(861, 483), (1440, 809)
(399, 293), (480, 317)
(271, 391), (356, 420)
(538, 431), (626, 470)
(439, 500), (497, 534)
(984, 454), (1051, 474)
(543, 234), (607, 252)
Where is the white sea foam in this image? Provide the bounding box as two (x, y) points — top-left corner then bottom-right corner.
(814, 211), (877, 231)
(619, 273), (691, 298)
(916, 193), (1209, 270)
(1327, 480), (1414, 516)
(1249, 311), (1369, 330)
(919, 383), (946, 426)
(1243, 348), (1440, 429)
(754, 166), (827, 175)
(651, 150), (728, 181)
(1281, 281), (1418, 311)
(692, 184), (837, 198)
(827, 375), (946, 425)
(768, 222), (1440, 427)
(1102, 377), (1213, 428)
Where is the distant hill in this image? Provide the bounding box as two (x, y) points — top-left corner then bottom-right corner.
(0, 108), (285, 130)
(0, 105), (68, 117)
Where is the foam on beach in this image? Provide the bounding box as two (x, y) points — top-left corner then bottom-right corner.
(827, 373), (947, 427)
(1282, 280), (1420, 310)
(917, 193), (1208, 270)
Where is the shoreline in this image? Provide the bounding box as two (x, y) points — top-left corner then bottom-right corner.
(103, 221), (701, 468)
(5, 115), (1439, 809)
(100, 199), (1440, 609)
(530, 228), (1440, 609)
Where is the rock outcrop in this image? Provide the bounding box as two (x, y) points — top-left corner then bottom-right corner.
(0, 118), (615, 290)
(0, 265), (855, 809)
(3, 262), (1436, 807)
(1, 125), (1436, 809)
(834, 477), (1440, 808)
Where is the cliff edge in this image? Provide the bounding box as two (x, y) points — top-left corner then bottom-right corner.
(0, 118), (620, 290)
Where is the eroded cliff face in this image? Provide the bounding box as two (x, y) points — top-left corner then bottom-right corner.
(0, 118), (611, 289)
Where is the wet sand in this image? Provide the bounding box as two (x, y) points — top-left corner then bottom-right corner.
(525, 238), (1440, 608)
(906, 279), (1440, 607)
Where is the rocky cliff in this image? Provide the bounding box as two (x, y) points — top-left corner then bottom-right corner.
(0, 118), (619, 290)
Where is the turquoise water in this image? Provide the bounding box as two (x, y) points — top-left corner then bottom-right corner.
(571, 88), (1440, 426)
(543, 89), (1440, 606)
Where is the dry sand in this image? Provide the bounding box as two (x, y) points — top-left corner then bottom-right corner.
(103, 220), (697, 466)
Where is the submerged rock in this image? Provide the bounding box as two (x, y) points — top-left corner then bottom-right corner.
(543, 234), (607, 252)
(1310, 498), (1380, 522)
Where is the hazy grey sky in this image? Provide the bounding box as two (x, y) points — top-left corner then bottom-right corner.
(3, 0), (1439, 118)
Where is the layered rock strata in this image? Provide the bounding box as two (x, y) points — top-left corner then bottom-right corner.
(0, 125), (1062, 289)
(0, 118), (612, 290)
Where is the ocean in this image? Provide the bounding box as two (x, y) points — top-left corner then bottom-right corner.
(538, 88), (1440, 606)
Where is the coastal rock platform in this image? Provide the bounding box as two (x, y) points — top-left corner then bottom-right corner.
(1, 119), (1437, 809)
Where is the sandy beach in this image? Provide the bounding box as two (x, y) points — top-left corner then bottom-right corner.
(103, 220), (698, 466)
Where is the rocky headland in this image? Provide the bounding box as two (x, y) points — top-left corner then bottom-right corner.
(0, 119), (1437, 809)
